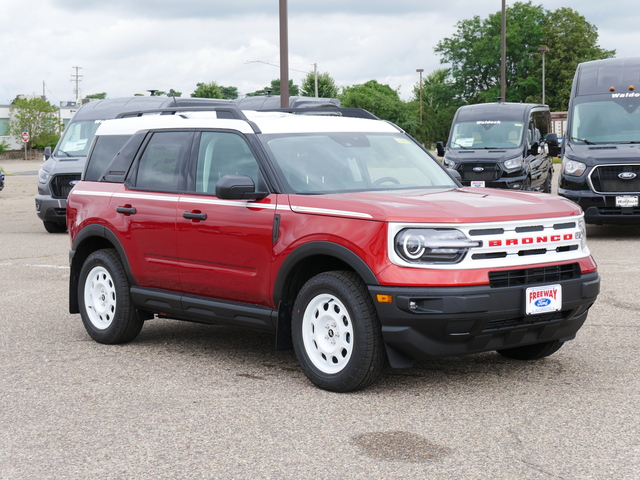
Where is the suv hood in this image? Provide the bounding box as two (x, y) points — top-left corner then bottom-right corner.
(288, 188), (582, 223)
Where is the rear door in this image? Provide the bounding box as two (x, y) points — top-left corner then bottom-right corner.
(114, 129), (193, 290)
(176, 131), (276, 306)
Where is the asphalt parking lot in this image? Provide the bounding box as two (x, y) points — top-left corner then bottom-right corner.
(1, 159), (638, 479)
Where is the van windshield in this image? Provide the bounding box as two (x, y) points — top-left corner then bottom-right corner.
(450, 120), (524, 149)
(55, 120), (103, 157)
(570, 94), (640, 144)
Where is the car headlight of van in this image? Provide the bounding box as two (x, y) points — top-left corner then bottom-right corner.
(442, 157), (456, 168)
(504, 156), (523, 171)
(38, 168), (51, 184)
(394, 228), (481, 264)
(562, 158), (586, 176)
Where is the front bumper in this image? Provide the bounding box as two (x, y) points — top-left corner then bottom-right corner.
(559, 187), (640, 225)
(35, 194), (67, 222)
(368, 270), (600, 367)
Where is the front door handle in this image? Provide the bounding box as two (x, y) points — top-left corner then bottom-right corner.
(183, 211), (207, 221)
(116, 205), (137, 215)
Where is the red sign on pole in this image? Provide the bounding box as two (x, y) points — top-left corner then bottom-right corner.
(21, 131), (29, 143)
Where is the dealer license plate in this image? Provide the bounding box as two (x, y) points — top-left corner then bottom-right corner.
(470, 181), (485, 187)
(615, 196), (639, 208)
(525, 284), (562, 315)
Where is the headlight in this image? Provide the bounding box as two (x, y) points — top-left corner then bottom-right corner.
(38, 168), (51, 184)
(504, 156), (523, 170)
(394, 228), (481, 264)
(442, 157), (456, 168)
(562, 158), (586, 176)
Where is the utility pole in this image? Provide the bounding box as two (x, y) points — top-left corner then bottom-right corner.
(71, 66), (83, 102)
(500, 0), (506, 102)
(279, 0), (289, 108)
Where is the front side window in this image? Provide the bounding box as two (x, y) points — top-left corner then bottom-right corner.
(570, 94), (640, 144)
(450, 121), (524, 149)
(135, 131), (191, 191)
(194, 132), (260, 194)
(261, 132), (456, 194)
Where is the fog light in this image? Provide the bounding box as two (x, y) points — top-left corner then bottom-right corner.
(409, 301), (418, 311)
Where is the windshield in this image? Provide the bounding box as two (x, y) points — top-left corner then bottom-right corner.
(55, 120), (103, 157)
(260, 132), (457, 194)
(449, 120), (524, 149)
(570, 94), (640, 144)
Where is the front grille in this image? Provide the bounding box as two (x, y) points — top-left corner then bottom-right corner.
(488, 263), (581, 288)
(484, 311), (566, 331)
(459, 163), (500, 181)
(50, 174), (81, 198)
(590, 165), (640, 193)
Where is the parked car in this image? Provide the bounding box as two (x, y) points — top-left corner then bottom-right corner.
(437, 102), (560, 192)
(0, 168), (4, 191)
(67, 105), (599, 392)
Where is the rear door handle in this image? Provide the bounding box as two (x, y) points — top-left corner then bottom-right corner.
(183, 211), (207, 221)
(116, 206), (137, 215)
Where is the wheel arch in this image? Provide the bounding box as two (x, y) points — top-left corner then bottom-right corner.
(69, 225), (133, 314)
(272, 241), (379, 350)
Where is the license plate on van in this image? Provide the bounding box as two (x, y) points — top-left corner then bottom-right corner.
(615, 196), (638, 208)
(525, 284), (562, 315)
(470, 181), (485, 187)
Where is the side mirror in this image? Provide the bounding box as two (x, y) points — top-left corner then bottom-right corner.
(545, 132), (561, 157)
(215, 175), (268, 200)
(44, 146), (52, 161)
(529, 141), (540, 156)
(436, 141), (445, 157)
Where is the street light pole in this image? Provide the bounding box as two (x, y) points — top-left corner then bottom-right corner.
(416, 68), (424, 122)
(279, 0), (289, 108)
(538, 45), (549, 104)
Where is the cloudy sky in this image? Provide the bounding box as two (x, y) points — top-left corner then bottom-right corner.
(1, 0), (637, 105)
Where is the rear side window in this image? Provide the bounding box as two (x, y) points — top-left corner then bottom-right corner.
(84, 135), (131, 181)
(134, 131), (192, 192)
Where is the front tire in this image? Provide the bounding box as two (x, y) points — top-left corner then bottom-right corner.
(497, 340), (564, 360)
(292, 271), (386, 392)
(78, 249), (143, 344)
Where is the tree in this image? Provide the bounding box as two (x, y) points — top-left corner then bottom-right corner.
(247, 79), (299, 97)
(8, 98), (63, 150)
(220, 86), (239, 100)
(191, 81), (223, 98)
(168, 89), (182, 97)
(300, 71), (338, 98)
(540, 7), (615, 110)
(410, 69), (464, 145)
(85, 92), (107, 100)
(434, 2), (614, 109)
(339, 80), (412, 132)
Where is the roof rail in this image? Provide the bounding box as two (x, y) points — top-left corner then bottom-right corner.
(115, 106), (249, 120)
(258, 106), (380, 120)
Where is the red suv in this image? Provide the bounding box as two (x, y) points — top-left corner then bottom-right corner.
(67, 107), (600, 392)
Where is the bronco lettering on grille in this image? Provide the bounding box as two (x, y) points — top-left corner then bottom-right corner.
(489, 234), (574, 247)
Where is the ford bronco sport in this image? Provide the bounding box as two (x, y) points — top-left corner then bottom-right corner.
(67, 106), (600, 392)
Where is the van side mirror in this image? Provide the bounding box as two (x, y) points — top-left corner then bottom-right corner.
(545, 133), (561, 157)
(436, 141), (445, 157)
(44, 146), (52, 161)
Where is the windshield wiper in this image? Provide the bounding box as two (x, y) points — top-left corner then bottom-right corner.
(570, 136), (596, 145)
(452, 142), (470, 150)
(57, 150), (72, 157)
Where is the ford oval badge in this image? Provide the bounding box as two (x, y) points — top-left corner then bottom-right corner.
(473, 167), (485, 172)
(534, 298), (551, 308)
(618, 172), (637, 180)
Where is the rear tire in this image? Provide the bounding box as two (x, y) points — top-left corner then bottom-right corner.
(292, 271), (386, 392)
(497, 340), (564, 360)
(78, 249), (143, 344)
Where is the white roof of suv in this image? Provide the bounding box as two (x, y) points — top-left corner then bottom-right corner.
(94, 109), (401, 137)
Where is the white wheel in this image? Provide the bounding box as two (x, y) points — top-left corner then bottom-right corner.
(301, 293), (354, 374)
(84, 265), (117, 330)
(78, 249), (143, 344)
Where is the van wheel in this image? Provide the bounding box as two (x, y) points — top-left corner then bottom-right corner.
(292, 271), (386, 392)
(78, 249), (143, 344)
(43, 220), (66, 233)
(497, 340), (563, 360)
(542, 174), (552, 193)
